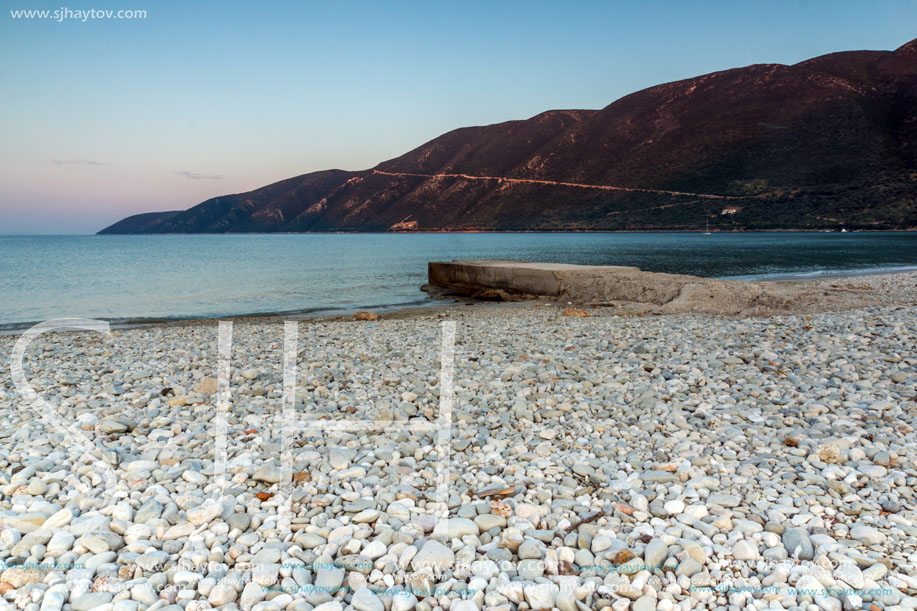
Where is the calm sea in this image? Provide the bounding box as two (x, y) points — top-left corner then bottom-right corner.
(1, 233), (916, 330)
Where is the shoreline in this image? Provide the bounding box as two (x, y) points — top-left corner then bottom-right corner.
(2, 268), (915, 336)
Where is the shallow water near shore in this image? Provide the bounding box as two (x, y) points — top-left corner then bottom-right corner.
(1, 232), (915, 329)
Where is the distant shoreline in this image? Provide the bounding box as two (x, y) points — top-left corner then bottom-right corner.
(94, 229), (917, 236)
(2, 229), (915, 237)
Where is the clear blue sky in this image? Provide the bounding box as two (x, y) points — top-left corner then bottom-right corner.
(1, 0), (915, 234)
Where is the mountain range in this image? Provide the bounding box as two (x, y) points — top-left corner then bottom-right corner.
(100, 38), (917, 234)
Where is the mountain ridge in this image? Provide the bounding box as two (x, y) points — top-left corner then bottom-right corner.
(100, 38), (917, 234)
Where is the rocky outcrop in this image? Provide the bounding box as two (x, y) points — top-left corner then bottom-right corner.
(425, 260), (877, 316)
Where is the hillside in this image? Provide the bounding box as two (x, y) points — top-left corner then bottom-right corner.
(100, 38), (917, 234)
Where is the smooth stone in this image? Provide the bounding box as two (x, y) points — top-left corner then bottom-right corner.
(518, 539), (545, 560)
(293, 532), (326, 549)
(663, 499), (685, 514)
(240, 581), (266, 608)
(472, 559), (499, 580)
(227, 513), (251, 532)
(162, 522), (195, 540)
(782, 527), (814, 560)
(706, 493), (741, 507)
(733, 539), (759, 560)
(251, 548), (281, 564)
(182, 470), (207, 484)
(863, 563), (887, 581)
(391, 593), (418, 611)
(43, 507), (76, 529)
(39, 589), (66, 611)
(85, 551), (117, 571)
(644, 538), (669, 569)
(676, 558), (703, 577)
(412, 540), (455, 571)
(518, 558), (545, 580)
(474, 514), (506, 531)
(136, 550), (170, 571)
(100, 420), (128, 434)
(253, 462), (283, 484)
(351, 587), (384, 611)
(131, 584), (159, 605)
(363, 540), (387, 559)
(835, 563), (865, 589)
(72, 593), (114, 610)
(641, 470), (677, 483)
(556, 590), (577, 611)
(125, 460), (157, 471)
(134, 500), (163, 524)
(387, 502), (411, 522)
(46, 531), (75, 554)
(208, 584), (238, 605)
(174, 570), (203, 585)
(633, 595), (657, 611)
(523, 582), (559, 609)
(352, 509), (381, 523)
(77, 530), (123, 553)
(252, 563), (279, 587)
(682, 543), (707, 564)
(849, 525), (886, 545)
(591, 536), (612, 553)
(434, 517), (480, 539)
(26, 479), (47, 495)
(315, 565), (345, 591)
(186, 501), (221, 526)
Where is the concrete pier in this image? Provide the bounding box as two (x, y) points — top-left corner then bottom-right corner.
(425, 259), (875, 316)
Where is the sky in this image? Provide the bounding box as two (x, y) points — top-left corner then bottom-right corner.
(1, 0), (915, 234)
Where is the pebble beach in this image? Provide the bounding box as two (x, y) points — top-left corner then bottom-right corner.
(0, 272), (915, 611)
